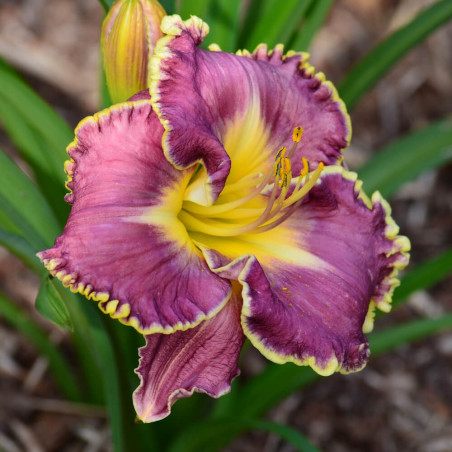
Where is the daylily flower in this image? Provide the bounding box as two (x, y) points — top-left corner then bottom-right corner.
(38, 15), (410, 422)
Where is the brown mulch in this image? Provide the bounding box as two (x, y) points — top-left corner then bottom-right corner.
(0, 0), (451, 451)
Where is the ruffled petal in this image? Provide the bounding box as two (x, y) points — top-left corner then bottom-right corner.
(38, 100), (231, 334)
(133, 293), (245, 422)
(199, 167), (410, 375)
(150, 15), (350, 204)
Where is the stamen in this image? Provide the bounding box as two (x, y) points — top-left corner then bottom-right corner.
(274, 147), (286, 179)
(300, 157), (309, 177)
(275, 146), (287, 161)
(290, 157), (310, 195)
(277, 157), (292, 188)
(254, 161), (323, 232)
(219, 173), (263, 195)
(287, 126), (303, 159)
(209, 206), (267, 220)
(180, 125), (323, 237)
(179, 211), (252, 237)
(282, 162), (324, 208)
(256, 166), (324, 234)
(183, 167), (272, 216)
(293, 126), (303, 143)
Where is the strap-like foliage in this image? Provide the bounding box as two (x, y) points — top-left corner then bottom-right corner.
(359, 117), (452, 197)
(339, 0), (452, 109)
(169, 417), (321, 452)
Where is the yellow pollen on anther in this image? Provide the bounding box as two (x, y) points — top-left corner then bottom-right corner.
(278, 157), (292, 188)
(300, 157), (309, 176)
(293, 126), (303, 143)
(275, 147), (287, 161)
(274, 147), (287, 176)
(180, 126), (324, 237)
(282, 157), (291, 175)
(287, 126), (303, 159)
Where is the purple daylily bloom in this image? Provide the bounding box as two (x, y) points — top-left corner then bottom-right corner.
(38, 15), (410, 422)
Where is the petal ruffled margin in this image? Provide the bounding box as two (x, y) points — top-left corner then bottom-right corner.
(133, 292), (244, 422)
(233, 42), (352, 169)
(150, 15), (351, 204)
(200, 167), (409, 375)
(38, 99), (231, 334)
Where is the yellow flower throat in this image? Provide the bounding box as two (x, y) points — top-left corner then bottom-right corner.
(179, 127), (324, 237)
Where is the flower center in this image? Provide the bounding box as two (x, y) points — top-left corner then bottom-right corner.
(179, 127), (324, 237)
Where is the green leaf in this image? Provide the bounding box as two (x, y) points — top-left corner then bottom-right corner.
(370, 313), (452, 356)
(0, 291), (82, 401)
(358, 117), (452, 197)
(276, 0), (315, 48)
(105, 320), (160, 449)
(0, 96), (64, 180)
(52, 286), (157, 452)
(233, 363), (318, 420)
(391, 249), (452, 310)
(180, 0), (212, 18)
(0, 61), (72, 227)
(236, 0), (265, 49)
(0, 96), (69, 224)
(83, 306), (124, 452)
(0, 149), (61, 247)
(0, 229), (42, 273)
(36, 276), (73, 330)
(169, 417), (321, 452)
(98, 0), (112, 12)
(0, 60), (72, 164)
(339, 0), (452, 109)
(160, 0), (176, 15)
(0, 192), (48, 250)
(289, 0), (334, 51)
(202, 0), (242, 52)
(241, 0), (313, 50)
(58, 288), (125, 451)
(0, 203), (20, 235)
(251, 419), (321, 452)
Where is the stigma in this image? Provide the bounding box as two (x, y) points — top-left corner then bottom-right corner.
(180, 127), (324, 237)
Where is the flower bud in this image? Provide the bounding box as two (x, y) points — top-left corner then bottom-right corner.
(101, 0), (166, 104)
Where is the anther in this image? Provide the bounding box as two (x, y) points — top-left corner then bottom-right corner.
(180, 125), (323, 237)
(287, 126), (303, 159)
(293, 126), (303, 143)
(275, 147), (287, 161)
(300, 157), (309, 177)
(278, 157), (292, 188)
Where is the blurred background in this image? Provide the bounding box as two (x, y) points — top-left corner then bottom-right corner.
(0, 0), (451, 450)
